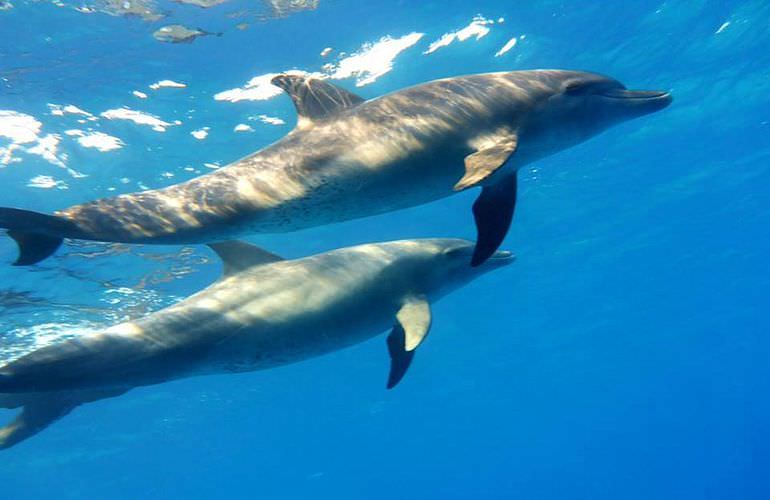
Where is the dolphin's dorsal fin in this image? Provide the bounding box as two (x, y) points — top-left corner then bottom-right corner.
(386, 295), (432, 389)
(271, 74), (364, 128)
(454, 129), (518, 191)
(207, 241), (285, 276)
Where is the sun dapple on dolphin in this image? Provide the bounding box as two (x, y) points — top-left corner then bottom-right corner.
(0, 238), (513, 449)
(0, 70), (671, 266)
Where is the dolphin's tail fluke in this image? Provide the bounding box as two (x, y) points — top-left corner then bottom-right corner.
(0, 389), (127, 450)
(6, 231), (63, 266)
(0, 393), (23, 409)
(0, 393), (78, 450)
(0, 207), (70, 265)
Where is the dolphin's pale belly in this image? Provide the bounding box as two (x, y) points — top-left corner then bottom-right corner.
(236, 156), (467, 234)
(195, 293), (398, 375)
(0, 296), (395, 392)
(205, 314), (390, 374)
(122, 266), (400, 384)
(0, 246), (419, 394)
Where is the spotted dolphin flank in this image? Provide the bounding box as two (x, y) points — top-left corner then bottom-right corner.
(0, 238), (513, 449)
(0, 70), (671, 266)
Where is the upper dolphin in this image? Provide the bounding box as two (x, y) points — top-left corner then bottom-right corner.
(0, 70), (671, 266)
(0, 238), (513, 449)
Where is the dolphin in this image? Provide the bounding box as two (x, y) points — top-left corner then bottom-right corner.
(0, 238), (513, 449)
(0, 70), (671, 266)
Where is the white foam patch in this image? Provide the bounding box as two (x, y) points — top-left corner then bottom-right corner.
(48, 103), (93, 117)
(0, 322), (101, 363)
(215, 32), (423, 103)
(424, 15), (496, 55)
(329, 32), (424, 86)
(234, 123), (254, 132)
(215, 73), (285, 102)
(214, 70), (320, 103)
(26, 134), (67, 168)
(27, 174), (68, 189)
(133, 90), (148, 99)
(149, 79), (187, 90)
(0, 110), (41, 143)
(191, 127), (210, 140)
(0, 144), (22, 165)
(495, 36), (517, 57)
(76, 131), (124, 151)
(0, 110), (72, 169)
(100, 107), (176, 132)
(253, 114), (285, 126)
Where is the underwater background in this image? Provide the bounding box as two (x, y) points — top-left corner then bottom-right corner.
(1, 0), (768, 498)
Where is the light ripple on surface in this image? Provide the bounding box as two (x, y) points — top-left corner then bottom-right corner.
(0, 244), (211, 364)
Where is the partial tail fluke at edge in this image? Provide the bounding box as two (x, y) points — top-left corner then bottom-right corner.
(0, 395), (78, 450)
(0, 389), (127, 450)
(7, 231), (63, 266)
(0, 207), (71, 265)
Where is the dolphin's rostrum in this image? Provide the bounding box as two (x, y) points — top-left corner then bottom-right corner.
(0, 70), (671, 266)
(0, 238), (513, 449)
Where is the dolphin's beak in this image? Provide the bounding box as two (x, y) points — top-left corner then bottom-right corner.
(601, 88), (673, 115)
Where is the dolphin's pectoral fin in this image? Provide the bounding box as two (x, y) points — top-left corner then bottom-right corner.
(454, 133), (518, 191)
(386, 295), (432, 389)
(271, 74), (364, 127)
(386, 324), (414, 390)
(396, 295), (432, 351)
(208, 240), (285, 276)
(471, 172), (518, 267)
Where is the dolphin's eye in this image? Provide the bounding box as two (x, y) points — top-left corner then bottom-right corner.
(443, 245), (474, 259)
(564, 81), (594, 96)
(565, 78), (626, 97)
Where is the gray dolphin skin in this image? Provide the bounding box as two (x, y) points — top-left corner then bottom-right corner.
(0, 70), (671, 266)
(0, 238), (513, 449)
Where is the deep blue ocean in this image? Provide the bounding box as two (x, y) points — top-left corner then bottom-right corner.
(1, 1), (768, 498)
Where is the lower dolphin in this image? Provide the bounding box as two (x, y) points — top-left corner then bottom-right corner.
(0, 238), (513, 449)
(0, 69), (671, 266)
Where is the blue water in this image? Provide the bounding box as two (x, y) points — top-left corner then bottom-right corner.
(1, 0), (768, 498)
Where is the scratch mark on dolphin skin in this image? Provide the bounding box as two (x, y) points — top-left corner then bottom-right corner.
(715, 21), (730, 34)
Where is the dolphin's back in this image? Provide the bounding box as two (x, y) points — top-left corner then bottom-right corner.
(0, 245), (402, 393)
(0, 70), (564, 263)
(63, 73), (542, 239)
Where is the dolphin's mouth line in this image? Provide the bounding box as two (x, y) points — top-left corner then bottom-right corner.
(487, 250), (515, 262)
(600, 89), (671, 101)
